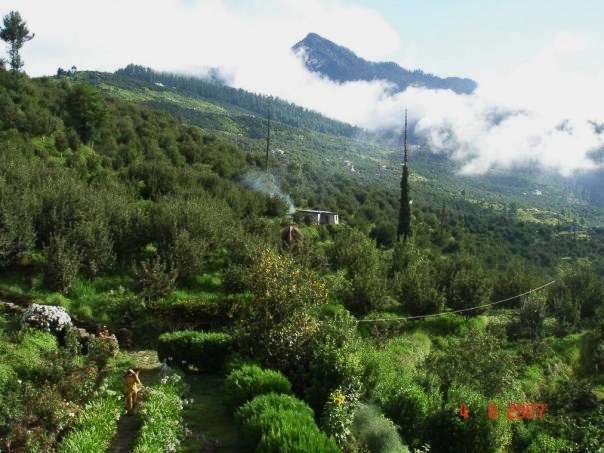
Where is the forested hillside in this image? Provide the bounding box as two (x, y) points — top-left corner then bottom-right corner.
(1, 29), (603, 452)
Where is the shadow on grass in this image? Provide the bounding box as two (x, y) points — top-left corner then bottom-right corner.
(181, 372), (246, 453)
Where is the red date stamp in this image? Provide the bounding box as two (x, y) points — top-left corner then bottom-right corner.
(459, 403), (545, 420)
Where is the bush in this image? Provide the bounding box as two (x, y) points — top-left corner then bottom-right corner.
(86, 336), (119, 369)
(189, 332), (232, 372)
(57, 366), (126, 453)
(157, 330), (196, 369)
(150, 297), (232, 330)
(352, 404), (408, 453)
(157, 330), (232, 372)
(21, 303), (72, 335)
(131, 256), (176, 301)
(376, 379), (429, 446)
(133, 370), (188, 453)
(0, 363), (17, 396)
(223, 364), (292, 412)
(525, 433), (571, 453)
(235, 393), (315, 446)
(255, 416), (341, 453)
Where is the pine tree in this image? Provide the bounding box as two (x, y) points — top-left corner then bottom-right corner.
(0, 11), (34, 72)
(397, 110), (411, 239)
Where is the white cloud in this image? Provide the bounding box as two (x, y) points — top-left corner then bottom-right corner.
(3, 1), (603, 176)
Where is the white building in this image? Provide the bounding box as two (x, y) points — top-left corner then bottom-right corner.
(297, 209), (339, 225)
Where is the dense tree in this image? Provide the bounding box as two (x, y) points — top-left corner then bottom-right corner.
(235, 249), (328, 388)
(329, 228), (388, 317)
(439, 255), (493, 319)
(0, 11), (34, 72)
(516, 294), (547, 339)
(43, 234), (82, 293)
(64, 83), (108, 144)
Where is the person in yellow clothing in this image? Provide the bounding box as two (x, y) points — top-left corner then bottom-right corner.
(123, 369), (142, 415)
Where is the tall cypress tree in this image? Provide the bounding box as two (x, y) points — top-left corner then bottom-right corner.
(397, 110), (411, 240)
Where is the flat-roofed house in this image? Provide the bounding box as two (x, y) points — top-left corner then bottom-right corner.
(297, 209), (339, 225)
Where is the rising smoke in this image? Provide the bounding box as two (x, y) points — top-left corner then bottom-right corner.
(241, 171), (296, 215)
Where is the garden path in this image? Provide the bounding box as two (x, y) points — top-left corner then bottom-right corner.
(108, 350), (159, 453)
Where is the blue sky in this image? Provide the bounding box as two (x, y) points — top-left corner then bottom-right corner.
(350, 0), (604, 79)
(2, 0), (603, 174)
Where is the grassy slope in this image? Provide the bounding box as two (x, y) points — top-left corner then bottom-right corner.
(180, 373), (245, 452)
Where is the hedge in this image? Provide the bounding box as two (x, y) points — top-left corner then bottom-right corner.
(223, 364), (292, 412)
(235, 393), (315, 446)
(157, 330), (232, 372)
(234, 392), (340, 452)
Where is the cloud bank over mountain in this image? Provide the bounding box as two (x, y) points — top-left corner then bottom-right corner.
(7, 0), (604, 175)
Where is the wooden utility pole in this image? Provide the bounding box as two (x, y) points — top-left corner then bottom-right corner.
(265, 108), (271, 172)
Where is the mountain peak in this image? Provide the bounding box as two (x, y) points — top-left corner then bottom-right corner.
(292, 33), (476, 95)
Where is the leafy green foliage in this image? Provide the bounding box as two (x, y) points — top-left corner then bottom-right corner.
(131, 256), (177, 302)
(515, 294), (548, 339)
(0, 11), (34, 72)
(223, 364), (292, 412)
(438, 254), (493, 318)
(64, 83), (108, 144)
(43, 234), (82, 293)
(429, 385), (512, 453)
(329, 228), (388, 316)
(255, 418), (341, 453)
(57, 366), (126, 453)
(429, 330), (519, 397)
(525, 433), (571, 453)
(234, 392), (315, 446)
(157, 329), (235, 372)
(85, 335), (119, 369)
(233, 390), (339, 453)
(352, 404), (408, 453)
(235, 249), (327, 387)
(134, 370), (188, 453)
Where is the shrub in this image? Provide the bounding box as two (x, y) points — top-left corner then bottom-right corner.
(68, 217), (115, 277)
(352, 404), (408, 453)
(235, 393), (315, 446)
(188, 332), (232, 372)
(157, 330), (195, 369)
(86, 335), (119, 369)
(164, 229), (209, 281)
(255, 416), (341, 453)
(131, 256), (176, 301)
(525, 433), (572, 453)
(0, 363), (17, 396)
(157, 330), (232, 371)
(20, 303), (72, 335)
(223, 364), (292, 412)
(376, 379), (429, 446)
(57, 366), (126, 453)
(133, 370), (188, 453)
(151, 298), (231, 330)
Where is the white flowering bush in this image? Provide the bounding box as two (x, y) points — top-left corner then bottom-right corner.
(21, 304), (72, 334)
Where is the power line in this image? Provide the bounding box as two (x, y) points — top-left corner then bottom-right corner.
(357, 280), (556, 323)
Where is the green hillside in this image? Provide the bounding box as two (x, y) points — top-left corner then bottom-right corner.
(0, 54), (603, 452)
